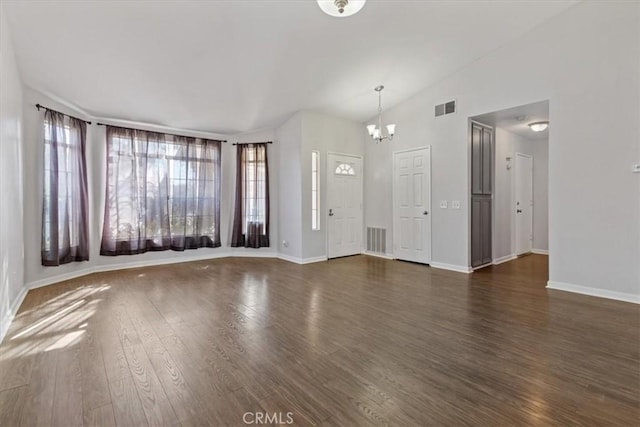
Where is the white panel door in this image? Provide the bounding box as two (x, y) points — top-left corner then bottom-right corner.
(327, 154), (363, 259)
(393, 147), (431, 264)
(515, 153), (533, 255)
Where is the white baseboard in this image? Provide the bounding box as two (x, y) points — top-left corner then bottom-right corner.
(493, 254), (517, 265)
(547, 281), (640, 304)
(277, 253), (302, 264)
(27, 251), (236, 290)
(301, 256), (328, 264)
(362, 251), (394, 260)
(430, 262), (472, 274)
(28, 268), (97, 290)
(0, 285), (28, 344)
(227, 250), (278, 258)
(277, 254), (328, 265)
(532, 249), (549, 255)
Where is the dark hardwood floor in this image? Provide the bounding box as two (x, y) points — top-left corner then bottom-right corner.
(0, 254), (638, 426)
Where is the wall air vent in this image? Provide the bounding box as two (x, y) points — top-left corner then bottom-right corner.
(435, 100), (456, 117)
(366, 227), (387, 254)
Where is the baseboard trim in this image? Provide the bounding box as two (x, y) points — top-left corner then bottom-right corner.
(430, 262), (472, 274)
(227, 251), (278, 258)
(28, 250), (277, 290)
(28, 269), (98, 290)
(301, 256), (328, 264)
(0, 285), (28, 344)
(27, 251), (238, 290)
(277, 254), (328, 265)
(493, 254), (517, 265)
(532, 249), (549, 255)
(362, 251), (394, 260)
(547, 281), (640, 304)
(277, 254), (303, 264)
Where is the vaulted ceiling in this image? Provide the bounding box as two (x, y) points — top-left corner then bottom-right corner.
(3, 1), (577, 134)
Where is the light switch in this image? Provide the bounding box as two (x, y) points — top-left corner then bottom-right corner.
(439, 200), (448, 209)
(451, 200), (461, 209)
(633, 164), (640, 173)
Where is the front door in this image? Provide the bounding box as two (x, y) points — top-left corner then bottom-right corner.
(327, 154), (363, 259)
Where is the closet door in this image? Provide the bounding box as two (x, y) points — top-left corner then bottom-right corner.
(471, 124), (483, 195)
(470, 122), (493, 268)
(481, 127), (492, 195)
(471, 197), (492, 267)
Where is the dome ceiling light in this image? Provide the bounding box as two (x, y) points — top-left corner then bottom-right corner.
(528, 121), (549, 132)
(317, 0), (367, 17)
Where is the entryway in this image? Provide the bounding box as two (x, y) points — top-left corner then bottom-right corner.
(470, 100), (550, 270)
(327, 153), (363, 259)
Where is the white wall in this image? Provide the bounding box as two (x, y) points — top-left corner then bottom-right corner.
(275, 111), (364, 262)
(276, 112), (303, 261)
(21, 87), (282, 289)
(0, 7), (26, 342)
(364, 1), (639, 300)
(493, 127), (549, 260)
(301, 111), (364, 260)
(531, 137), (548, 252)
(493, 127), (514, 260)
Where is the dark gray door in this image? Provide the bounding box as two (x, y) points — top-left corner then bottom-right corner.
(471, 197), (492, 267)
(470, 122), (493, 268)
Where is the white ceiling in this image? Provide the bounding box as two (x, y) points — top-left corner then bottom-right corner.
(3, 1), (576, 135)
(472, 100), (550, 141)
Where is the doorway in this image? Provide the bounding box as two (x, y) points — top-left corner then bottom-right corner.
(515, 153), (533, 255)
(393, 147), (432, 264)
(326, 153), (363, 259)
(470, 100), (550, 270)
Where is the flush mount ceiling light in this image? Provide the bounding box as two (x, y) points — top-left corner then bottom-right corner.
(367, 85), (396, 143)
(317, 0), (366, 17)
(528, 121), (549, 132)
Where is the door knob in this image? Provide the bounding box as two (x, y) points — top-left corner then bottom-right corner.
(329, 209), (334, 217)
(517, 209), (522, 213)
(423, 211), (429, 215)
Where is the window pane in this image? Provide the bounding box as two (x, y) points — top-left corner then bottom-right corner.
(311, 151), (320, 230)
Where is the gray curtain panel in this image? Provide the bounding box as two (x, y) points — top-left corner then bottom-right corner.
(231, 143), (270, 248)
(41, 109), (90, 266)
(100, 126), (221, 255)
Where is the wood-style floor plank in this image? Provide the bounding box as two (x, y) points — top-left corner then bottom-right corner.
(19, 350), (58, 427)
(83, 403), (116, 427)
(79, 347), (111, 413)
(0, 254), (637, 425)
(0, 385), (29, 426)
(122, 343), (178, 426)
(52, 349), (83, 427)
(109, 374), (148, 427)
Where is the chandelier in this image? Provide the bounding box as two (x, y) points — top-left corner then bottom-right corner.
(317, 0), (366, 17)
(367, 86), (396, 143)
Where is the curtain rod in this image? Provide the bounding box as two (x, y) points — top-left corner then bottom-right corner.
(95, 122), (227, 143)
(232, 141), (273, 145)
(35, 104), (92, 124)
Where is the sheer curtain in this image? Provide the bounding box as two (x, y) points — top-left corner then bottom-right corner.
(100, 126), (221, 255)
(231, 143), (270, 248)
(42, 109), (89, 266)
